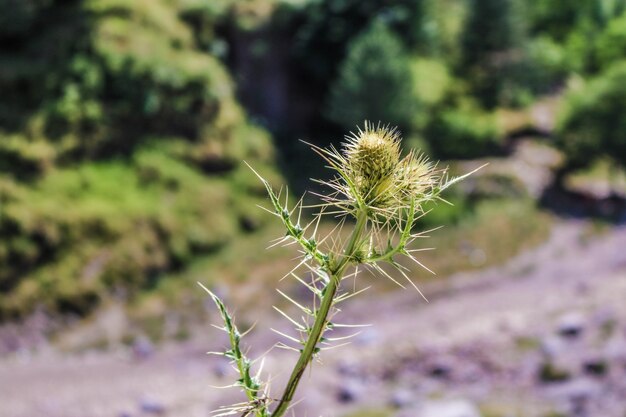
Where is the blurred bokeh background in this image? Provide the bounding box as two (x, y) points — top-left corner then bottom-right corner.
(1, 0), (625, 416)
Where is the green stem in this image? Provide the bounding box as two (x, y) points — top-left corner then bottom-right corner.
(271, 211), (367, 417)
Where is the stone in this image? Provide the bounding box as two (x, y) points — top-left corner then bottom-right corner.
(132, 337), (154, 360)
(538, 362), (572, 383)
(428, 363), (452, 379)
(582, 357), (609, 377)
(140, 398), (166, 415)
(389, 389), (415, 408)
(556, 312), (586, 339)
(549, 378), (601, 415)
(540, 336), (566, 359)
(411, 399), (481, 417)
(603, 335), (626, 363)
(336, 359), (363, 378)
(336, 382), (362, 403)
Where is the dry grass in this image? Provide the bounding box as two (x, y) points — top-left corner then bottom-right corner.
(136, 198), (552, 321)
(391, 199), (552, 284)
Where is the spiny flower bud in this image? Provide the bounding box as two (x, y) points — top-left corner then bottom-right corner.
(311, 121), (461, 221)
(396, 152), (438, 199)
(343, 122), (402, 206)
(345, 124), (401, 181)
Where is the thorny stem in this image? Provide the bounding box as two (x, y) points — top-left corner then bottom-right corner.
(271, 210), (368, 417)
(208, 130), (481, 417)
(198, 283), (268, 417)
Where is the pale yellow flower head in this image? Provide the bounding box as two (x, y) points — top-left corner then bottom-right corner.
(344, 124), (401, 183)
(341, 122), (437, 211)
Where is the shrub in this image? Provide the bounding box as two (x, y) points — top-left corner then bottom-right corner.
(460, 0), (528, 108)
(0, 0), (52, 38)
(425, 99), (502, 159)
(0, 0), (256, 167)
(0, 0), (280, 319)
(408, 58), (452, 129)
(595, 13), (626, 70)
(292, 0), (439, 86)
(524, 36), (569, 92)
(528, 0), (593, 39)
(527, 0), (626, 75)
(556, 63), (626, 170)
(326, 21), (418, 133)
(0, 147), (277, 318)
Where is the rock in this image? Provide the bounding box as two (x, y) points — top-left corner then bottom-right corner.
(582, 356), (609, 377)
(336, 382), (362, 403)
(336, 359), (363, 378)
(132, 337), (154, 360)
(564, 379), (600, 402)
(556, 312), (586, 339)
(408, 399), (481, 417)
(428, 362), (452, 379)
(389, 389), (415, 408)
(549, 378), (601, 415)
(140, 398), (166, 415)
(424, 355), (455, 380)
(540, 335), (568, 359)
(538, 362), (572, 383)
(603, 335), (626, 363)
(591, 307), (616, 329)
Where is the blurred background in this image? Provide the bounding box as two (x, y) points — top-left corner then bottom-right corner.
(0, 0), (625, 416)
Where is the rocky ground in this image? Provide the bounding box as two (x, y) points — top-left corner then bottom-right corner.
(315, 219), (626, 417)
(1, 216), (625, 417)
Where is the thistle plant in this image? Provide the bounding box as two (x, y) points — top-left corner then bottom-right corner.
(200, 122), (480, 417)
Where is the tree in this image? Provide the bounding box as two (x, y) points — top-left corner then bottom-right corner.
(326, 21), (417, 133)
(556, 63), (626, 171)
(460, 0), (527, 108)
(293, 0), (438, 86)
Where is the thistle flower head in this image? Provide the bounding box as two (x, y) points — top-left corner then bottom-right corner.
(318, 121), (444, 218)
(344, 123), (401, 183)
(343, 123), (402, 207)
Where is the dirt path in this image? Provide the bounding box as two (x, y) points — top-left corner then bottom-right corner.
(1, 219), (625, 417)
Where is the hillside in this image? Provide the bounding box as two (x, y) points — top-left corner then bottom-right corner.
(0, 0), (279, 319)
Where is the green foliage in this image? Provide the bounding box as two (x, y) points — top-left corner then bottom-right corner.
(0, 0), (279, 319)
(326, 22), (417, 132)
(425, 98), (502, 159)
(0, 144), (279, 318)
(1, 0), (621, 323)
(410, 58), (452, 106)
(528, 0), (594, 40)
(0, 0), (254, 163)
(461, 0), (526, 68)
(529, 0), (626, 39)
(409, 58), (452, 130)
(527, 0), (626, 75)
(556, 63), (626, 170)
(524, 36), (569, 92)
(460, 0), (528, 108)
(288, 0), (440, 110)
(595, 13), (626, 70)
(0, 0), (53, 38)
